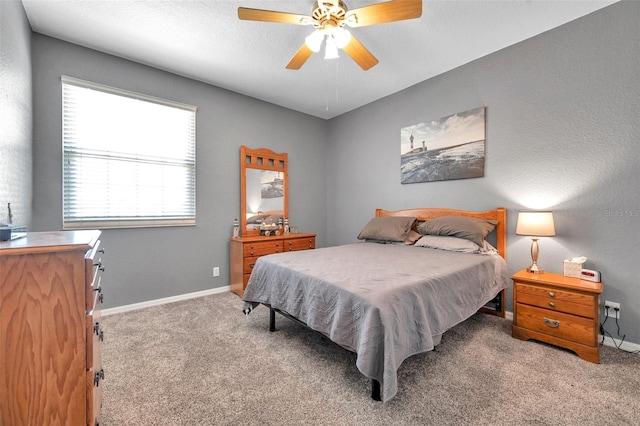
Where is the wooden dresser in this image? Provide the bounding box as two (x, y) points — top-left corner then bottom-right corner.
(511, 269), (602, 363)
(0, 230), (106, 425)
(229, 233), (316, 297)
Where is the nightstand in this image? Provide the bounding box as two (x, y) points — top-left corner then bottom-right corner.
(511, 269), (603, 363)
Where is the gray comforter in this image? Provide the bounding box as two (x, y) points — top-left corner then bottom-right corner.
(242, 242), (509, 402)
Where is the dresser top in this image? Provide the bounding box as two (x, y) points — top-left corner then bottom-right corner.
(229, 233), (315, 243)
(0, 230), (101, 256)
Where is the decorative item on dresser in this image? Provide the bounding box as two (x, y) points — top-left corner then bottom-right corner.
(0, 230), (106, 425)
(511, 269), (602, 363)
(229, 233), (316, 297)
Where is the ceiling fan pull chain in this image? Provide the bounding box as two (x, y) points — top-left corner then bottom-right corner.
(335, 59), (340, 106)
(325, 60), (330, 111)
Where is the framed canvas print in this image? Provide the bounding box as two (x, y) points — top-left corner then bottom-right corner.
(400, 107), (486, 184)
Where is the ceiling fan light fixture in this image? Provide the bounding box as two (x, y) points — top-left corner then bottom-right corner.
(305, 30), (325, 52)
(239, 0), (422, 70)
(324, 35), (340, 59)
(332, 27), (351, 48)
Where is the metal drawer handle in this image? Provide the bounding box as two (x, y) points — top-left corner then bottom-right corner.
(248, 262), (255, 268)
(549, 302), (555, 308)
(548, 292), (555, 297)
(543, 317), (560, 328)
(94, 369), (104, 387)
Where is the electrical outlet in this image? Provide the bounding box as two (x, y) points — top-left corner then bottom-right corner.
(213, 267), (220, 277)
(604, 300), (620, 318)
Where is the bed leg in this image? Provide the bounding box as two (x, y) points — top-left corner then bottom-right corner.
(269, 308), (276, 332)
(371, 379), (381, 401)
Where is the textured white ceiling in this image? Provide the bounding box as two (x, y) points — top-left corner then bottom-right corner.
(22, 0), (617, 119)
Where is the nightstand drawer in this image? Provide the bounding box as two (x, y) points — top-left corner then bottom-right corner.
(516, 304), (596, 346)
(516, 292), (595, 318)
(515, 283), (593, 306)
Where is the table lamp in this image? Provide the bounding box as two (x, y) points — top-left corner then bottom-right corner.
(515, 211), (556, 273)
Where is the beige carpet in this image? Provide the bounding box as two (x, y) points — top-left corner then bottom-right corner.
(100, 292), (640, 425)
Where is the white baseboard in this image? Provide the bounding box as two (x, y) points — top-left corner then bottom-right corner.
(600, 335), (640, 353)
(101, 286), (230, 317)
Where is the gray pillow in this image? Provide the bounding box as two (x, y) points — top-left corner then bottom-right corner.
(417, 215), (497, 247)
(414, 235), (481, 253)
(357, 216), (416, 243)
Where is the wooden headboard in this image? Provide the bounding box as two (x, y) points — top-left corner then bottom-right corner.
(375, 207), (507, 260)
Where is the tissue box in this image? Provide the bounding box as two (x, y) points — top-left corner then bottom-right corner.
(563, 260), (584, 278)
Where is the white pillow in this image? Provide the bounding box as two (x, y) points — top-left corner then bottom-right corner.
(414, 235), (482, 253)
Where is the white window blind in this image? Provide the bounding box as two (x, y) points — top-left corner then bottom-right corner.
(62, 76), (196, 229)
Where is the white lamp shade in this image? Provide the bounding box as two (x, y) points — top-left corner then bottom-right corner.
(305, 30), (324, 53)
(333, 27), (351, 48)
(516, 211), (556, 237)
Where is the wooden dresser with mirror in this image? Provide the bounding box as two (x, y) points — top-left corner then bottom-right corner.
(230, 146), (315, 297)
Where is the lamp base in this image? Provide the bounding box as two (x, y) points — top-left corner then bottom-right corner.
(526, 263), (543, 274)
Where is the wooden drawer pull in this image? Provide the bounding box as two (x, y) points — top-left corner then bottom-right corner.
(543, 317), (560, 328)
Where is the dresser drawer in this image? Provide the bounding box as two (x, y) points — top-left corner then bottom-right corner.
(87, 367), (103, 426)
(516, 292), (595, 318)
(86, 291), (104, 425)
(86, 292), (104, 369)
(243, 240), (282, 257)
(243, 273), (251, 291)
(244, 256), (258, 274)
(85, 242), (105, 311)
(515, 283), (593, 306)
(515, 304), (596, 346)
(285, 237), (315, 251)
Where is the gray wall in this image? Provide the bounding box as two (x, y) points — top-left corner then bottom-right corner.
(0, 0), (32, 228)
(327, 1), (640, 345)
(31, 35), (327, 308)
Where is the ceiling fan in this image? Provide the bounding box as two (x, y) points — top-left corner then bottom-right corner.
(238, 0), (422, 71)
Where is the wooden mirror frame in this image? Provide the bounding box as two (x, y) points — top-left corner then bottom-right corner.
(240, 146), (289, 236)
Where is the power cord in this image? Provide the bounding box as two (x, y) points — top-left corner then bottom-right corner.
(599, 304), (639, 355)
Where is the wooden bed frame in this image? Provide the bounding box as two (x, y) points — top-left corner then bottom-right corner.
(267, 207), (508, 401)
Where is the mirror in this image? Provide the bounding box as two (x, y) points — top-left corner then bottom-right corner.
(240, 146), (288, 236)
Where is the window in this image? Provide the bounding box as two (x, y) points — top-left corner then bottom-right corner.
(62, 76), (196, 229)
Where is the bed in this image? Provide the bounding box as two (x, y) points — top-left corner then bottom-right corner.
(242, 207), (509, 402)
